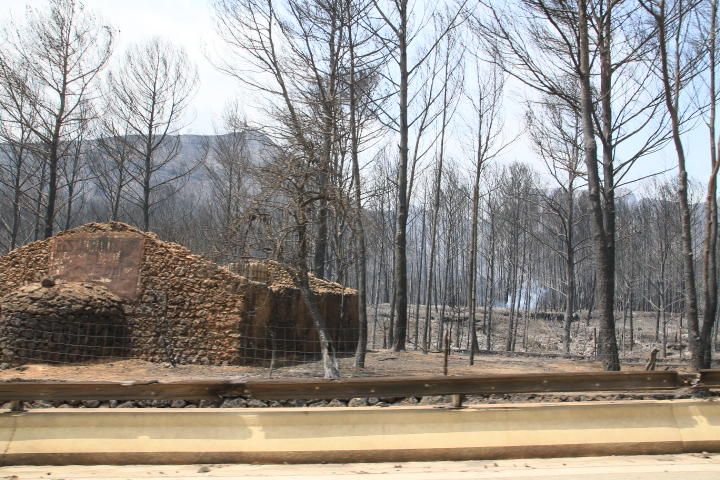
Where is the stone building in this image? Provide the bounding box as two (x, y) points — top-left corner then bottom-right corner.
(0, 222), (358, 366)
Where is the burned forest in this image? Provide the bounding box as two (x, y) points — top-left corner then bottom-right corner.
(1, 0), (720, 380)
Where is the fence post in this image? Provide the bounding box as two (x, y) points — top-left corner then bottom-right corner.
(443, 330), (450, 376)
(593, 328), (597, 359)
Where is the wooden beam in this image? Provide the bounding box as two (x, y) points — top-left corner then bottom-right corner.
(0, 380), (246, 401)
(242, 371), (682, 400)
(0, 370), (693, 402)
(700, 370), (720, 389)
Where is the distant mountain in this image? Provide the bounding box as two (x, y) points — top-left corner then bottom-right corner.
(0, 129), (279, 216)
(162, 130), (278, 188)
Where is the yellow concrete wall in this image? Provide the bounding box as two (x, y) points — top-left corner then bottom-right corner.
(0, 400), (718, 465)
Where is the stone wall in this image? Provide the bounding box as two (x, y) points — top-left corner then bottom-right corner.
(0, 238), (51, 296)
(0, 223), (358, 366)
(133, 234), (246, 364)
(0, 282), (127, 364)
(239, 265), (359, 364)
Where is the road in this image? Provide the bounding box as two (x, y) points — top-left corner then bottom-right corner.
(2, 454), (719, 479)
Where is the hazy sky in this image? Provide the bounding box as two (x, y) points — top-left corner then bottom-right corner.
(2, 0), (235, 134)
(0, 0), (712, 190)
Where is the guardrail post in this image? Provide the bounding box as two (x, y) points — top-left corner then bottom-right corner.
(451, 394), (463, 408)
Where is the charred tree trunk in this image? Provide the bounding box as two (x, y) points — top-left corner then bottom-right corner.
(347, 15), (368, 367)
(578, 0), (619, 370)
(701, 0), (720, 368)
(652, 1), (702, 369)
(393, 0), (409, 352)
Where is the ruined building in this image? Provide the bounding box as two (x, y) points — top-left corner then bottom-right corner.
(0, 222), (358, 366)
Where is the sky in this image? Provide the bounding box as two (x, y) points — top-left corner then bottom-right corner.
(0, 0), (713, 191)
(1, 0), (236, 134)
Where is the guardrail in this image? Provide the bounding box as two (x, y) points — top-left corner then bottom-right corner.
(0, 370), (716, 405)
(698, 369), (720, 388)
(241, 370), (684, 400)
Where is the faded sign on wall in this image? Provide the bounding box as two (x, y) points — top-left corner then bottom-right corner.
(49, 233), (145, 299)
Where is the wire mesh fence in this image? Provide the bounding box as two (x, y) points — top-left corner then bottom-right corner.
(0, 318), (359, 368)
(0, 225), (695, 381)
(0, 304), (689, 379)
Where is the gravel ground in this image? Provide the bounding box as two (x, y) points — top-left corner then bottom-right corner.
(0, 349), (649, 383)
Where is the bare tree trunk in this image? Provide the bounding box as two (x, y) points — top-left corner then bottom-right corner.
(298, 278), (340, 378)
(578, 0), (619, 370)
(701, 0), (720, 368)
(9, 150), (24, 249)
(597, 0), (619, 370)
(437, 235), (452, 350)
(414, 202), (426, 349)
(511, 234), (528, 352)
(372, 253), (380, 350)
(422, 30), (455, 353)
(65, 182), (75, 231)
(651, 1), (702, 369)
(33, 159), (47, 241)
(43, 115), (63, 239)
(296, 201), (339, 379)
(486, 209), (496, 351)
(585, 273), (596, 326)
(564, 239), (575, 355)
(467, 135), (483, 364)
(629, 290), (634, 351)
(143, 152), (152, 231)
(111, 167), (124, 222)
(388, 246), (396, 347)
(423, 163), (444, 352)
(522, 261), (533, 351)
(563, 168), (576, 355)
(347, 12), (368, 368)
(505, 260), (518, 352)
(313, 133), (331, 279)
(393, 0), (409, 352)
(505, 223), (521, 352)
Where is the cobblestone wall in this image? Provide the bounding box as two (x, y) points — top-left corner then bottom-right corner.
(0, 223), (358, 366)
(0, 281), (127, 363)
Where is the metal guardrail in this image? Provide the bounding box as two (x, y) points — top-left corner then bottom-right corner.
(699, 369), (720, 388)
(242, 371), (683, 400)
(0, 379), (244, 402)
(0, 369), (712, 403)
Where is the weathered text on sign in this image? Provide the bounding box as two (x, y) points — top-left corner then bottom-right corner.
(49, 233), (145, 299)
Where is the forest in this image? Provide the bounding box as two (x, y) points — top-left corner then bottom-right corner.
(0, 0), (718, 378)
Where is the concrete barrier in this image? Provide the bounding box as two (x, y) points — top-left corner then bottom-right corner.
(0, 399), (718, 465)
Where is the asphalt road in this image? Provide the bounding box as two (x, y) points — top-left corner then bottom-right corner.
(2, 454), (719, 479)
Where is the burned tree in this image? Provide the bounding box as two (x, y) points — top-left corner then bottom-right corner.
(106, 38), (199, 232)
(0, 0), (112, 238)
